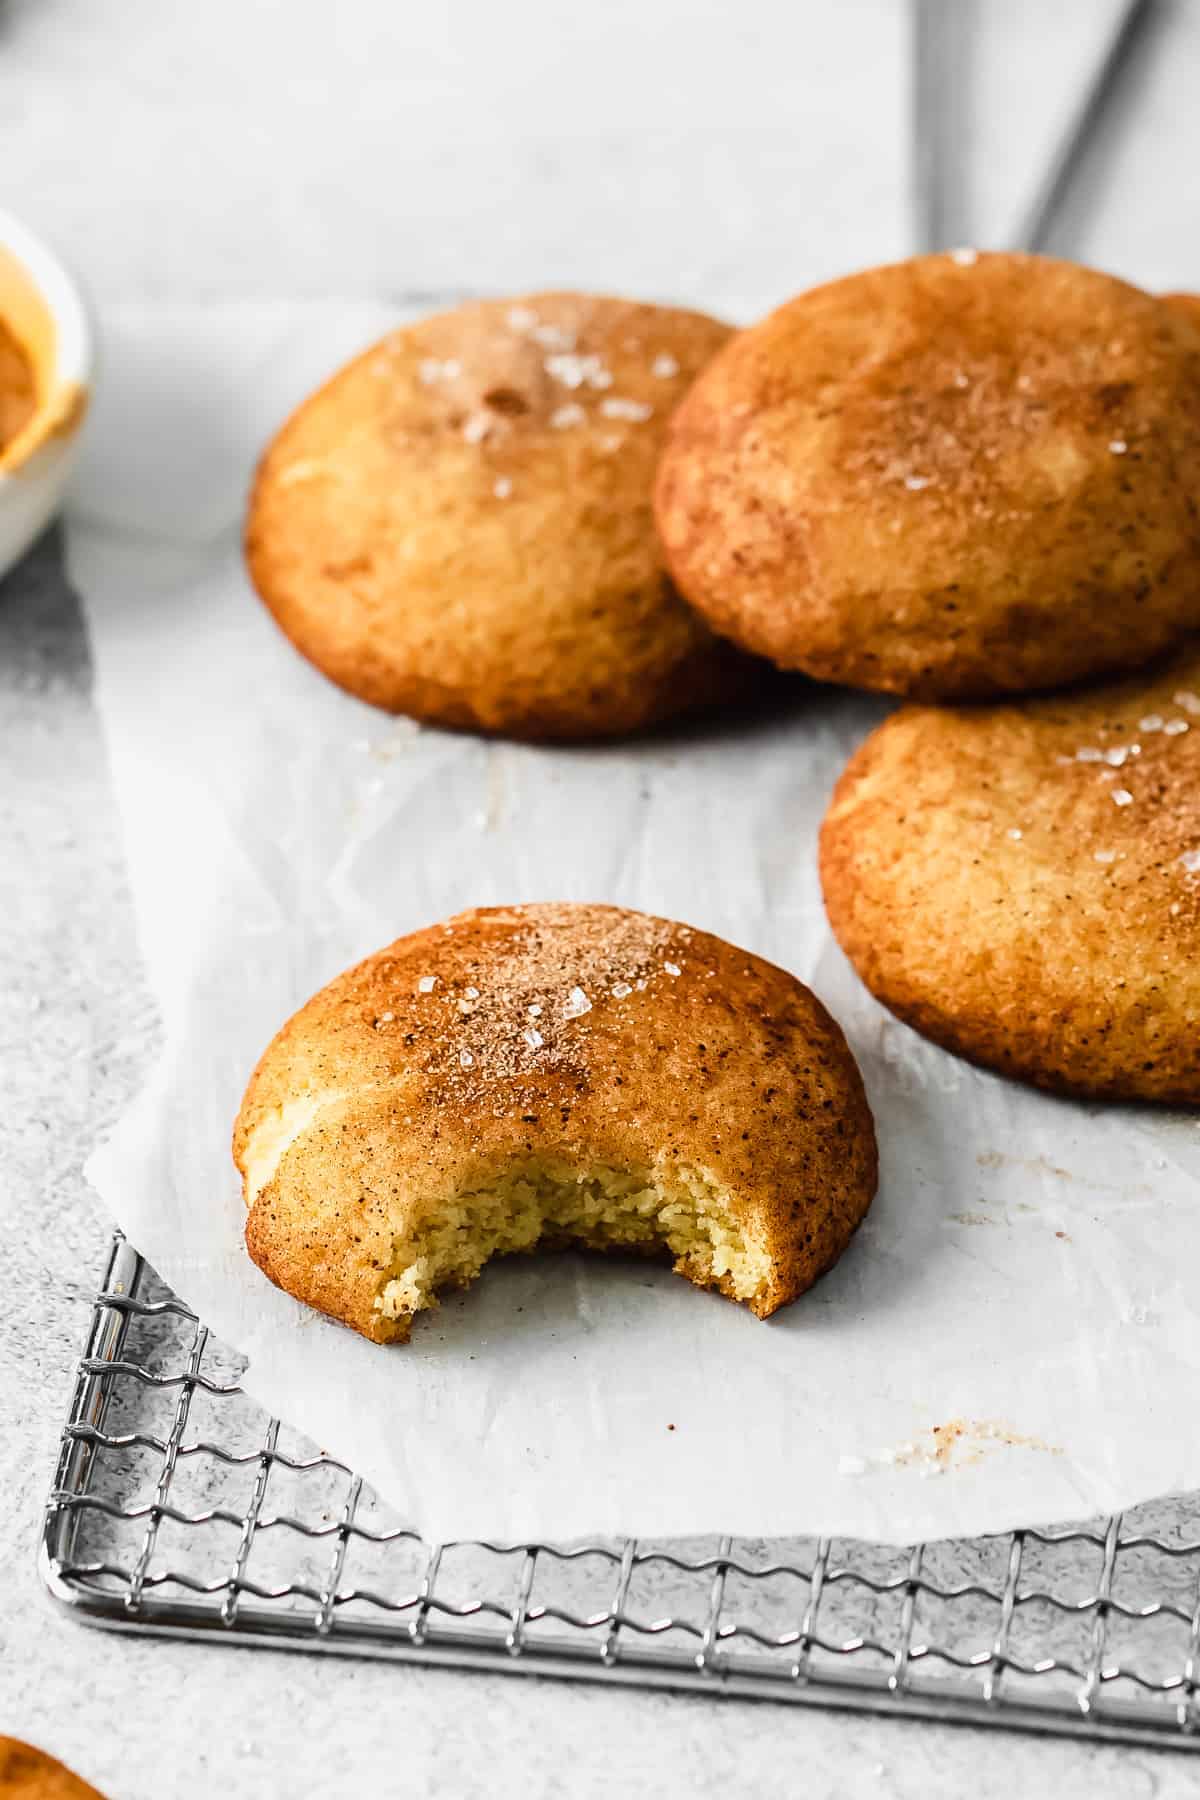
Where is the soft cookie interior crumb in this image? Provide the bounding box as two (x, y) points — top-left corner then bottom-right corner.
(372, 1158), (772, 1339)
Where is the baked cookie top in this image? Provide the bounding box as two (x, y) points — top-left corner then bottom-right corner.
(0, 1739), (107, 1800)
(820, 645), (1200, 1102)
(656, 252), (1200, 700)
(1163, 291), (1200, 331)
(247, 293), (747, 739)
(234, 903), (877, 1340)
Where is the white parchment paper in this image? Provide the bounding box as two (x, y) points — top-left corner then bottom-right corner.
(71, 302), (1200, 1545)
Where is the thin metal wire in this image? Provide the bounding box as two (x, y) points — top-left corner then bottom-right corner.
(221, 1420), (278, 1628)
(1179, 1550), (1200, 1733)
(410, 1544), (444, 1648)
(38, 1239), (1200, 1748)
(1081, 1513), (1122, 1713)
(983, 1531), (1025, 1705)
(506, 1550), (539, 1654)
(601, 1539), (637, 1667)
(1012, 0), (1160, 253)
(791, 1536), (830, 1683)
(697, 1536), (732, 1674)
(891, 1543), (925, 1693)
(317, 1475), (362, 1636)
(125, 1315), (207, 1613)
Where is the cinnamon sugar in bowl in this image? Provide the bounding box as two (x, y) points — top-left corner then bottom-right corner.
(0, 207), (91, 579)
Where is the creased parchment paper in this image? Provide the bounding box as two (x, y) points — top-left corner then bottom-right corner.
(70, 301), (1200, 1545)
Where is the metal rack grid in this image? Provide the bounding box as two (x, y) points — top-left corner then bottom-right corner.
(41, 1236), (1200, 1749)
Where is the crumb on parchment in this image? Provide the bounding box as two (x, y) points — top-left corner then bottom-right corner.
(838, 1418), (1062, 1478)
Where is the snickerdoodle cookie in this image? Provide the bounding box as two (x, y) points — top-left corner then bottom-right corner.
(656, 253), (1200, 700)
(234, 903), (878, 1341)
(820, 646), (1200, 1101)
(247, 294), (747, 738)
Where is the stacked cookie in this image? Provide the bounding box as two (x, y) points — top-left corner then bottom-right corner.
(651, 252), (1200, 1105)
(247, 294), (750, 740)
(240, 253), (1200, 1343)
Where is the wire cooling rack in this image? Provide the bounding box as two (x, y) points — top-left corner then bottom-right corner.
(40, 1235), (1200, 1749)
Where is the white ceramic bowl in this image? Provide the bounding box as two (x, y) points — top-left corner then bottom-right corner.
(0, 208), (92, 580)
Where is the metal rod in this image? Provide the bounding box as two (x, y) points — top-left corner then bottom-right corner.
(1013, 0), (1160, 253)
(911, 0), (963, 252)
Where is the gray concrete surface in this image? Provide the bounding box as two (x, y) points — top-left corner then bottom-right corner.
(6, 0), (1200, 1789)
